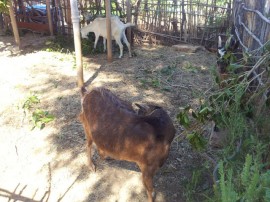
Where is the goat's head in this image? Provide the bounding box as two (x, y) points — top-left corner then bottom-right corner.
(135, 103), (175, 143)
(80, 26), (88, 38)
(80, 20), (96, 39)
(217, 35), (239, 74)
(81, 11), (94, 23)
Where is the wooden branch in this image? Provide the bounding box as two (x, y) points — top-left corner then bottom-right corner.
(246, 53), (270, 101)
(237, 14), (263, 47)
(241, 4), (270, 25)
(233, 23), (249, 51)
(247, 53), (269, 78)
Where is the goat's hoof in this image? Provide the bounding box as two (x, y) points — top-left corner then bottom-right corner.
(89, 163), (96, 172)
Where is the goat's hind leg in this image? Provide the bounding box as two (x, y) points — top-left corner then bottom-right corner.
(86, 135), (96, 172)
(103, 37), (106, 52)
(122, 33), (132, 57)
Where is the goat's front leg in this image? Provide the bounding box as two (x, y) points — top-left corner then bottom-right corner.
(103, 38), (106, 52)
(138, 164), (156, 202)
(122, 33), (132, 57)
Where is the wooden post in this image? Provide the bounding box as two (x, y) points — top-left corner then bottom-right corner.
(8, 0), (21, 48)
(67, 0), (72, 35)
(70, 0), (84, 87)
(46, 0), (54, 36)
(105, 0), (112, 62)
(126, 0), (131, 44)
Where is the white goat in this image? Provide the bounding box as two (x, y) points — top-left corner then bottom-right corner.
(81, 16), (135, 58)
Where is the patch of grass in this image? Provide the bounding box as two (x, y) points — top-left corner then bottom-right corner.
(182, 61), (199, 73)
(21, 94), (55, 130)
(159, 64), (177, 82)
(184, 170), (202, 201)
(215, 154), (270, 202)
(22, 94), (40, 110)
(139, 78), (161, 89)
(160, 64), (177, 76)
(82, 32), (105, 55)
(139, 78), (148, 89)
(151, 78), (161, 88)
(137, 63), (178, 91)
(178, 47), (270, 202)
(31, 109), (55, 130)
(183, 165), (211, 202)
(44, 35), (74, 53)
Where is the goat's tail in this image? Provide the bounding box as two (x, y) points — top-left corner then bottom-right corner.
(123, 23), (135, 30)
(80, 86), (88, 97)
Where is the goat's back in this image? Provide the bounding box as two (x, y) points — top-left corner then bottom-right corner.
(81, 16), (133, 39)
(80, 88), (155, 159)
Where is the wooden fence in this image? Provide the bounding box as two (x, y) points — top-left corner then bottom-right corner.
(79, 0), (233, 49)
(132, 0), (232, 48)
(1, 0), (232, 49)
(4, 0), (269, 51)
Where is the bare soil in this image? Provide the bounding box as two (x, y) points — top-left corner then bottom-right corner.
(0, 33), (216, 202)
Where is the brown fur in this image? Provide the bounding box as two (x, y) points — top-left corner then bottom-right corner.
(79, 87), (176, 202)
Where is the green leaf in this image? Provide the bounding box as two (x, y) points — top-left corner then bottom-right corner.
(177, 111), (190, 128)
(199, 107), (209, 115)
(227, 63), (243, 72)
(186, 132), (207, 151)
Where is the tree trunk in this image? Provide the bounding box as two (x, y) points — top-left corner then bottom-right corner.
(8, 0), (21, 48)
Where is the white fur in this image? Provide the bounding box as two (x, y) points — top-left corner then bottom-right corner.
(81, 16), (135, 58)
(218, 48), (225, 57)
(218, 36), (222, 48)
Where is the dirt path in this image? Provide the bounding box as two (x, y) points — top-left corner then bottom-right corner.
(0, 34), (216, 202)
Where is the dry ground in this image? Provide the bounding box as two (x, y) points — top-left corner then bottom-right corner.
(0, 33), (216, 202)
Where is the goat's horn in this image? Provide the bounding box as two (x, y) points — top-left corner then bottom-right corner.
(218, 36), (222, 48)
(135, 103), (144, 109)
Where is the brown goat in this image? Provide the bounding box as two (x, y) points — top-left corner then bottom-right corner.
(79, 87), (176, 202)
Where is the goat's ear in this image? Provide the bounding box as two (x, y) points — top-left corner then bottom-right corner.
(218, 36), (222, 48)
(224, 35), (232, 50)
(135, 103), (145, 111)
(148, 105), (162, 111)
(135, 103), (148, 115)
(225, 35), (239, 51)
